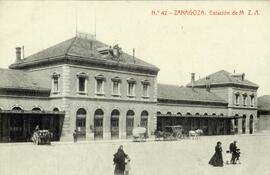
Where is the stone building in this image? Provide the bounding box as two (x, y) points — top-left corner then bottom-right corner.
(0, 34), (159, 142)
(0, 34), (260, 142)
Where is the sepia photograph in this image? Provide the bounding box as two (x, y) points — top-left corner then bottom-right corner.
(0, 1), (270, 175)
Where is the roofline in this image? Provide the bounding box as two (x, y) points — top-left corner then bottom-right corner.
(9, 55), (160, 75)
(186, 83), (259, 89)
(0, 87), (50, 92)
(157, 98), (228, 106)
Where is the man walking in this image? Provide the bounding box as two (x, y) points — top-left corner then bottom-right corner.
(229, 140), (240, 164)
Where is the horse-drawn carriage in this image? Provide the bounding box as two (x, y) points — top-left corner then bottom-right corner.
(154, 125), (184, 141)
(31, 130), (52, 145)
(132, 127), (147, 142)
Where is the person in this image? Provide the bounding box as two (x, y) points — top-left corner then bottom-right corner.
(229, 140), (240, 164)
(209, 141), (224, 167)
(113, 145), (128, 175)
(73, 129), (77, 143)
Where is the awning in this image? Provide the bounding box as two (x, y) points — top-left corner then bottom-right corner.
(0, 110), (65, 115)
(157, 114), (242, 119)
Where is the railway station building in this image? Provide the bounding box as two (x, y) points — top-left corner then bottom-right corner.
(0, 34), (260, 142)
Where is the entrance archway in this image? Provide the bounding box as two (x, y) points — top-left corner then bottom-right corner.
(126, 110), (134, 138)
(242, 115), (246, 134)
(94, 109), (103, 139)
(249, 115), (254, 134)
(141, 111), (148, 129)
(76, 108), (86, 138)
(111, 109), (120, 139)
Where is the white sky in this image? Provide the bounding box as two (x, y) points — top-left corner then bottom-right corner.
(0, 1), (269, 96)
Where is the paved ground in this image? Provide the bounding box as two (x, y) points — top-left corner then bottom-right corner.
(0, 134), (270, 175)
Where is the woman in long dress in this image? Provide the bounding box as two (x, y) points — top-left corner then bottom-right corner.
(209, 141), (224, 167)
(113, 145), (128, 175)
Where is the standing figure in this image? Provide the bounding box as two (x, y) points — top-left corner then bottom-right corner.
(73, 129), (78, 143)
(209, 141), (224, 167)
(113, 145), (128, 175)
(229, 140), (240, 164)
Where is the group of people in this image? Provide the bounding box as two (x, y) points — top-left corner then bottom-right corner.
(209, 140), (241, 167)
(113, 145), (131, 175)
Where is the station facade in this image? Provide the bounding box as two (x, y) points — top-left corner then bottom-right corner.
(0, 34), (260, 142)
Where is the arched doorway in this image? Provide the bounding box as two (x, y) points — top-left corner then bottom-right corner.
(249, 115), (254, 134)
(94, 109), (104, 139)
(111, 109), (120, 139)
(126, 110), (135, 138)
(234, 115), (239, 134)
(242, 115), (246, 134)
(76, 108), (86, 138)
(141, 111), (148, 129)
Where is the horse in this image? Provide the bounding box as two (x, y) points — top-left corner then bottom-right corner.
(188, 129), (203, 139)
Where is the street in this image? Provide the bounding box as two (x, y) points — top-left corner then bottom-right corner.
(0, 134), (270, 175)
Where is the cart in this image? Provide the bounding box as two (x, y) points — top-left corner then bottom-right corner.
(31, 130), (51, 145)
(132, 127), (147, 142)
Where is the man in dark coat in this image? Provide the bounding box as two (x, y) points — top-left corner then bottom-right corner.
(113, 145), (128, 175)
(230, 140), (240, 164)
(229, 140), (240, 164)
(209, 141), (224, 167)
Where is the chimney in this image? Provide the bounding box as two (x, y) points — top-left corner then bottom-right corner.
(191, 73), (195, 88)
(16, 47), (21, 62)
(242, 73), (245, 81)
(206, 76), (211, 92)
(133, 48), (136, 63)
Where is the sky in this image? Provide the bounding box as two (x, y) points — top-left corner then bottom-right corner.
(0, 1), (270, 96)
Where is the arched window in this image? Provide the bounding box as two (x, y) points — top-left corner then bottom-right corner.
(94, 109), (104, 139)
(141, 110), (148, 129)
(195, 113), (200, 115)
(12, 107), (22, 110)
(53, 108), (59, 112)
(157, 111), (161, 115)
(126, 110), (135, 137)
(249, 115), (254, 134)
(177, 112), (182, 116)
(204, 113), (208, 116)
(167, 112), (172, 115)
(111, 109), (120, 139)
(76, 108), (86, 137)
(32, 107), (41, 111)
(242, 115), (246, 134)
(186, 112), (191, 116)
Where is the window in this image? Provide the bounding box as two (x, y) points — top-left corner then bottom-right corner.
(250, 95), (255, 106)
(243, 94), (247, 106)
(141, 80), (150, 98)
(127, 78), (136, 97)
(79, 77), (86, 92)
(77, 73), (88, 94)
(235, 93), (240, 105)
(111, 77), (121, 97)
(95, 75), (106, 96)
(51, 72), (60, 94)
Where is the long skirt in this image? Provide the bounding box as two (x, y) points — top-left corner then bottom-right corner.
(209, 153), (223, 167)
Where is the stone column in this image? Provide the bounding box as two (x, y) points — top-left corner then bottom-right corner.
(238, 118), (242, 134)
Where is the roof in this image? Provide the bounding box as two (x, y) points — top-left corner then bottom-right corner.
(9, 36), (159, 73)
(0, 68), (50, 92)
(258, 95), (270, 111)
(158, 84), (227, 104)
(187, 70), (258, 88)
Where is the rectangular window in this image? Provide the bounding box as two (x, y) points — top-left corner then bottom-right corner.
(243, 95), (247, 106)
(251, 96), (255, 106)
(235, 94), (239, 105)
(78, 77), (86, 92)
(142, 84), (149, 97)
(96, 79), (104, 94)
(112, 81), (120, 96)
(128, 82), (135, 96)
(52, 77), (59, 93)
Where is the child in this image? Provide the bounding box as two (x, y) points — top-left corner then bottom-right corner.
(125, 156), (131, 175)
